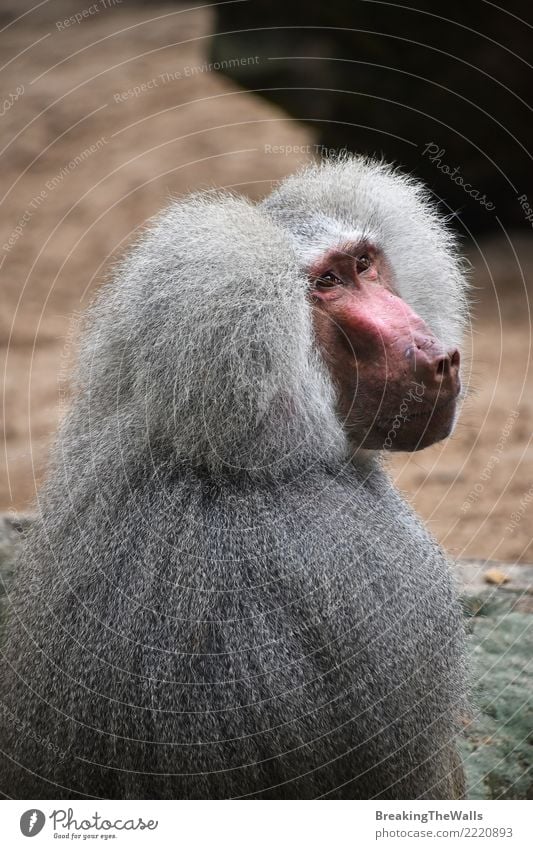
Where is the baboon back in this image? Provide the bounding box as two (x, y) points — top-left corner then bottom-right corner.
(0, 462), (465, 799)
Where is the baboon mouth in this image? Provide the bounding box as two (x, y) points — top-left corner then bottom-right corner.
(375, 397), (455, 432)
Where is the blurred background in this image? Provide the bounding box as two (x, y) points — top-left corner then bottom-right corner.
(0, 0), (532, 567)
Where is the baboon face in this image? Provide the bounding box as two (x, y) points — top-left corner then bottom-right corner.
(309, 241), (461, 451)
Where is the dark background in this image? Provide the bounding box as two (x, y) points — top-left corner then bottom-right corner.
(211, 0), (532, 235)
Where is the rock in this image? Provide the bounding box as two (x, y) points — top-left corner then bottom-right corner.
(484, 568), (511, 586)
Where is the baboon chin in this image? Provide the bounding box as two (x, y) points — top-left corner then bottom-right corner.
(0, 156), (468, 800)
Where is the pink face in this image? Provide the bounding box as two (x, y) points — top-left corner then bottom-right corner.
(309, 241), (461, 451)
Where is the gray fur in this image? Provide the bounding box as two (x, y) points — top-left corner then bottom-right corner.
(262, 155), (469, 350)
(0, 158), (467, 799)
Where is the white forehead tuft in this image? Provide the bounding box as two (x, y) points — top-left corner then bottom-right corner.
(287, 214), (378, 267)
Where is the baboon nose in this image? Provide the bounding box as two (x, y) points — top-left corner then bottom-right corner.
(409, 343), (461, 394)
(434, 348), (460, 379)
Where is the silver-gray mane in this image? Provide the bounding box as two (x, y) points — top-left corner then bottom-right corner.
(69, 191), (346, 479)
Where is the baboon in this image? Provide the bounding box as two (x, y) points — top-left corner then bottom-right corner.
(0, 157), (468, 800)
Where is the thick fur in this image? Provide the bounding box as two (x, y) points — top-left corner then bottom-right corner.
(262, 156), (468, 350)
(0, 158), (467, 799)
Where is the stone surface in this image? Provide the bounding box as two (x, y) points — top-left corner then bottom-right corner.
(459, 561), (533, 800)
(1, 517), (531, 798)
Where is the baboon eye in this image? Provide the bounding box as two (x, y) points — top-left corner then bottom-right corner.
(315, 271), (342, 289)
(356, 254), (372, 273)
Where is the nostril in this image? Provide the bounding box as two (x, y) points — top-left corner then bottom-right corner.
(450, 349), (461, 369)
(435, 356), (450, 377)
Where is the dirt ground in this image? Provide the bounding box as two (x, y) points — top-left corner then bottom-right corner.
(1, 2), (532, 563)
